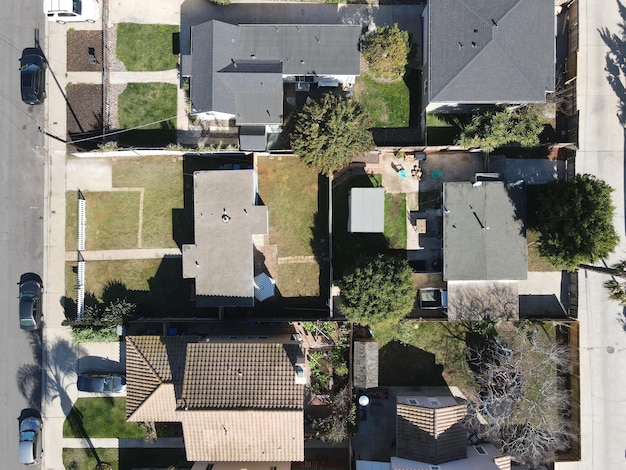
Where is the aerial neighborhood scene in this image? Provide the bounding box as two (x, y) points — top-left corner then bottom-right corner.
(5, 0), (626, 468)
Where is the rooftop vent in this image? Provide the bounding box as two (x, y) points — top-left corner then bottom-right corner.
(222, 208), (231, 223)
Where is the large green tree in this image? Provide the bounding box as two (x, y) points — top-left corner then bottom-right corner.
(340, 254), (415, 325)
(458, 106), (544, 153)
(362, 23), (412, 81)
(290, 93), (374, 175)
(529, 174), (619, 270)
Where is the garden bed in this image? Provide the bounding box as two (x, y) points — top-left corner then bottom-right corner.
(66, 84), (103, 136)
(67, 30), (103, 72)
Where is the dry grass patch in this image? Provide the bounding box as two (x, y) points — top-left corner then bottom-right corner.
(277, 263), (320, 297)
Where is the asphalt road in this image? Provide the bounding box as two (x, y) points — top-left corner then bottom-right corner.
(0, 0), (46, 467)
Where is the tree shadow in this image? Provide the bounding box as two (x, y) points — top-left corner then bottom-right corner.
(17, 337), (103, 464)
(598, 0), (626, 126)
(378, 340), (446, 386)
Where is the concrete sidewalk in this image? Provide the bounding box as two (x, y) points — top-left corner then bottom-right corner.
(65, 248), (182, 261)
(63, 437), (185, 448)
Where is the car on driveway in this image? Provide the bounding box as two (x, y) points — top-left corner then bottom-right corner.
(18, 274), (43, 331)
(44, 0), (100, 23)
(77, 372), (126, 393)
(19, 48), (46, 105)
(19, 414), (42, 465)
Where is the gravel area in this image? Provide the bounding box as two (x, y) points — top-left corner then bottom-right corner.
(66, 30), (103, 72)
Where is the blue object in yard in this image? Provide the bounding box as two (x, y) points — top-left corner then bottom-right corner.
(431, 169), (444, 179)
(398, 169), (408, 179)
(167, 327), (178, 336)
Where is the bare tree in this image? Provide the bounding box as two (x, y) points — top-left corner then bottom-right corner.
(312, 386), (356, 443)
(465, 330), (576, 467)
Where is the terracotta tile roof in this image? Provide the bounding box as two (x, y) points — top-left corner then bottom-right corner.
(396, 401), (467, 464)
(182, 342), (303, 409)
(125, 336), (305, 462)
(181, 410), (304, 461)
(125, 336), (194, 419)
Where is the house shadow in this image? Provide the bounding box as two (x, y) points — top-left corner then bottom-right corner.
(379, 341), (446, 386)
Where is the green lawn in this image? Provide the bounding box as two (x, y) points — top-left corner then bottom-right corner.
(116, 23), (179, 71)
(63, 448), (191, 470)
(66, 191), (141, 250)
(63, 398), (146, 438)
(374, 320), (477, 399)
(63, 448), (119, 470)
(385, 193), (407, 249)
(118, 82), (177, 146)
(256, 155), (323, 297)
(65, 258), (194, 317)
(354, 74), (410, 128)
(112, 155), (183, 248)
(65, 157), (184, 252)
(527, 228), (561, 272)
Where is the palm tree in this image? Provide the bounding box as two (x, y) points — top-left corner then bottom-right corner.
(579, 261), (626, 305)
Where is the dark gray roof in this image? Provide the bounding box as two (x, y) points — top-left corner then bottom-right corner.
(353, 340), (379, 389)
(428, 0), (554, 104)
(443, 182), (527, 281)
(239, 126), (267, 151)
(190, 20), (361, 122)
(182, 170), (268, 308)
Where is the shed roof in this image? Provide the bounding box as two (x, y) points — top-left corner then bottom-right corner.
(349, 187), (385, 233)
(427, 0), (554, 104)
(353, 340), (379, 389)
(443, 181), (527, 281)
(182, 170), (268, 307)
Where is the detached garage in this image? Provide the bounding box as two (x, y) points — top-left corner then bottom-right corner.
(348, 187), (385, 233)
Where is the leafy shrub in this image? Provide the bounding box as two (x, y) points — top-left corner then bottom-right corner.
(362, 24), (412, 81)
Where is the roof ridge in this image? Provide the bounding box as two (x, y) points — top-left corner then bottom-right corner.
(127, 336), (165, 383)
(125, 337), (167, 420)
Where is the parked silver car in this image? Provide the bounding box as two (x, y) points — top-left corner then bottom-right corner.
(19, 274), (43, 331)
(19, 414), (42, 465)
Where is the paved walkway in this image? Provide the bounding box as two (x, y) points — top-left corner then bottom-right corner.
(65, 248), (182, 261)
(63, 437), (185, 448)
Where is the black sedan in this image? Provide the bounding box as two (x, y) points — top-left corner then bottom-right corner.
(18, 273), (43, 331)
(77, 372), (126, 393)
(20, 48), (46, 105)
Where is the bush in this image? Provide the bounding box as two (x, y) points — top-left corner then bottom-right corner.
(340, 254), (415, 326)
(290, 93), (374, 175)
(362, 24), (412, 81)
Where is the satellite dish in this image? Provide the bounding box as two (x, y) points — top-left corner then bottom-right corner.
(358, 395), (370, 407)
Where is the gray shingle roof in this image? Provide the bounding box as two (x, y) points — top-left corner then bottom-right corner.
(428, 0), (554, 104)
(443, 182), (527, 281)
(182, 170), (268, 308)
(353, 340), (379, 389)
(189, 21), (361, 122)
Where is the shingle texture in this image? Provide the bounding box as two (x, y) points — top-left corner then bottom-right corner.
(125, 336), (305, 462)
(443, 182), (527, 281)
(182, 170), (268, 308)
(428, 0), (554, 104)
(189, 21), (361, 122)
(353, 340), (379, 389)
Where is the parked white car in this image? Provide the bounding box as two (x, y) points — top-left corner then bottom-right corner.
(44, 0), (99, 24)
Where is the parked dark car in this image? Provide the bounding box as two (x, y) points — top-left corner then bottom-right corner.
(19, 48), (46, 105)
(77, 372), (126, 393)
(18, 274), (43, 331)
(19, 414), (42, 465)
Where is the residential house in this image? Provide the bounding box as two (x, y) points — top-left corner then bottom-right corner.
(125, 336), (305, 465)
(421, 0), (555, 123)
(442, 181), (527, 320)
(181, 20), (361, 151)
(182, 169), (268, 308)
